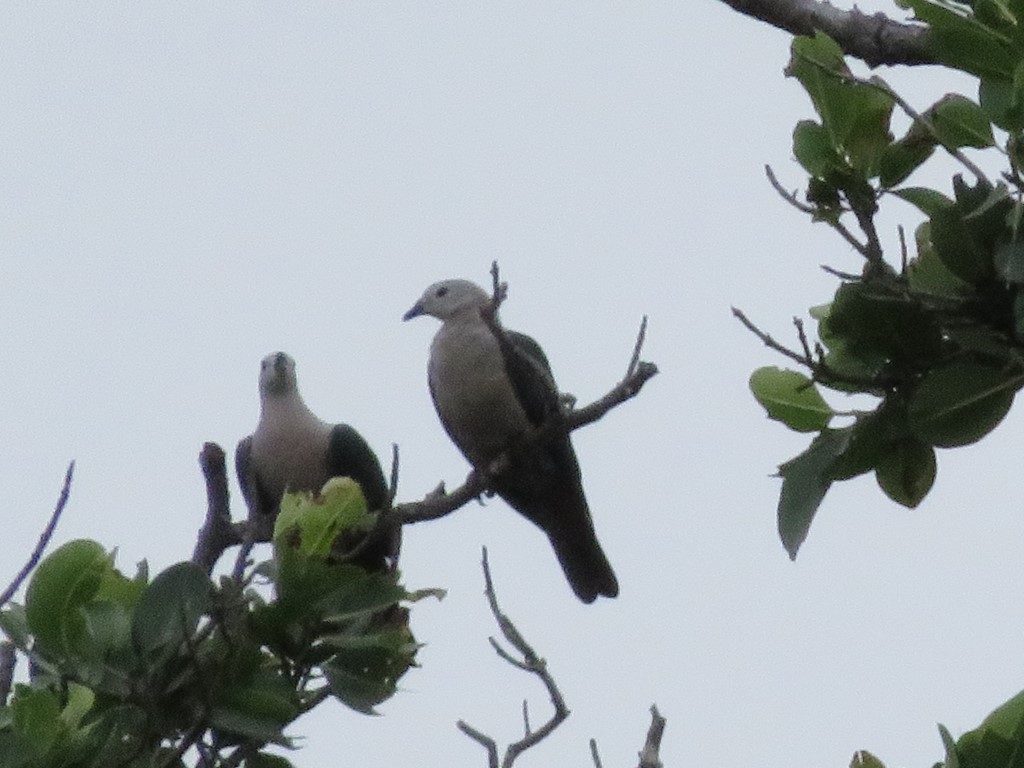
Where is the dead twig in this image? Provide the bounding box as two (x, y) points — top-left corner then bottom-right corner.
(0, 461), (75, 607)
(636, 704), (667, 768)
(457, 547), (569, 767)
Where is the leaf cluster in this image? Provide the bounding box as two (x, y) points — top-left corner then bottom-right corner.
(749, 15), (1024, 559)
(0, 480), (420, 768)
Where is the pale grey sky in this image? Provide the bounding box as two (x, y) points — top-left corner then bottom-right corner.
(2, 3), (1020, 766)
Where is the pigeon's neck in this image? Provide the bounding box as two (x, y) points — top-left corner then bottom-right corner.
(261, 393), (327, 432)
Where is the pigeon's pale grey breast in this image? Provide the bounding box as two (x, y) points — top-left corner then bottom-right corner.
(428, 316), (531, 467)
(250, 398), (333, 500)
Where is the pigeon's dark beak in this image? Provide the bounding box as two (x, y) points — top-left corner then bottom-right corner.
(402, 302), (424, 321)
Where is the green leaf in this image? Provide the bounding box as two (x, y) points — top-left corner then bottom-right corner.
(793, 120), (841, 177)
(131, 561), (212, 658)
(931, 205), (990, 285)
(908, 221), (972, 296)
(776, 428), (852, 559)
(1014, 293), (1024, 340)
(244, 755), (296, 768)
(939, 722), (961, 768)
(10, 686), (62, 758)
(787, 33), (894, 174)
(828, 406), (905, 481)
(879, 139), (935, 188)
(927, 94), (996, 149)
(901, 0), (1017, 79)
(875, 438), (936, 508)
(209, 707), (293, 746)
(749, 367), (833, 432)
(909, 362), (1023, 447)
(0, 606), (29, 649)
(219, 669), (300, 727)
(825, 281), (943, 364)
(892, 186), (954, 217)
(995, 240), (1024, 283)
(25, 539), (111, 659)
(980, 69), (1024, 131)
(274, 477), (372, 559)
(850, 750), (887, 768)
(980, 688), (1024, 739)
(323, 634), (413, 715)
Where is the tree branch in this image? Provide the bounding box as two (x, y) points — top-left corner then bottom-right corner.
(192, 443), (243, 574)
(0, 461), (74, 607)
(636, 704), (667, 768)
(457, 547), (569, 767)
(718, 0), (933, 67)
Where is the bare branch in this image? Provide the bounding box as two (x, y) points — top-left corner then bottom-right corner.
(489, 260), (508, 315)
(732, 307), (813, 368)
(868, 75), (991, 186)
(590, 738), (604, 768)
(765, 165), (870, 257)
(626, 315), (649, 379)
(457, 720), (500, 768)
(636, 704), (667, 768)
(457, 548), (570, 767)
(0, 461), (74, 607)
(718, 0), (932, 67)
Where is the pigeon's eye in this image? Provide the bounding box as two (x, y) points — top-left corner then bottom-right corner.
(436, 286), (449, 298)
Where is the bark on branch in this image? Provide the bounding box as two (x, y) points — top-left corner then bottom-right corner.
(719, 0), (933, 67)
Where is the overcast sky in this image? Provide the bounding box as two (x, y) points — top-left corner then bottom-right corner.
(2, 3), (1020, 767)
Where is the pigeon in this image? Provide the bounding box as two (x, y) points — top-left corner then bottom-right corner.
(403, 279), (617, 602)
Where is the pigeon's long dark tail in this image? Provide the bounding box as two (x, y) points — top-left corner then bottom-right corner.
(548, 525), (619, 604)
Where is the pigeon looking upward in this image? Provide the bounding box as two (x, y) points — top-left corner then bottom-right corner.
(403, 279), (618, 603)
(236, 351), (398, 572)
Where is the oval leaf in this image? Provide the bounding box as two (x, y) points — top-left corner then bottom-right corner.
(750, 367), (833, 432)
(25, 540), (110, 658)
(131, 561), (212, 658)
(875, 439), (936, 508)
(929, 94), (996, 149)
(777, 428), (851, 559)
(908, 363), (1023, 447)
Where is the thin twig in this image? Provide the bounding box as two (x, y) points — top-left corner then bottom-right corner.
(794, 318), (813, 361)
(457, 720), (500, 768)
(0, 462), (74, 607)
(457, 548), (570, 768)
(765, 165), (870, 256)
(821, 265), (861, 280)
(490, 260), (508, 313)
(590, 738), (604, 768)
(731, 307), (812, 367)
(868, 75), (991, 185)
(626, 315), (648, 379)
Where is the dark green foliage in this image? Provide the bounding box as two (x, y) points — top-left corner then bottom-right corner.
(749, 8), (1024, 561)
(0, 481), (421, 767)
(742, 5), (1024, 763)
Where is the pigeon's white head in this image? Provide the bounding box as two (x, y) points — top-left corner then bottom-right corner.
(402, 279), (491, 322)
(259, 351), (299, 397)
